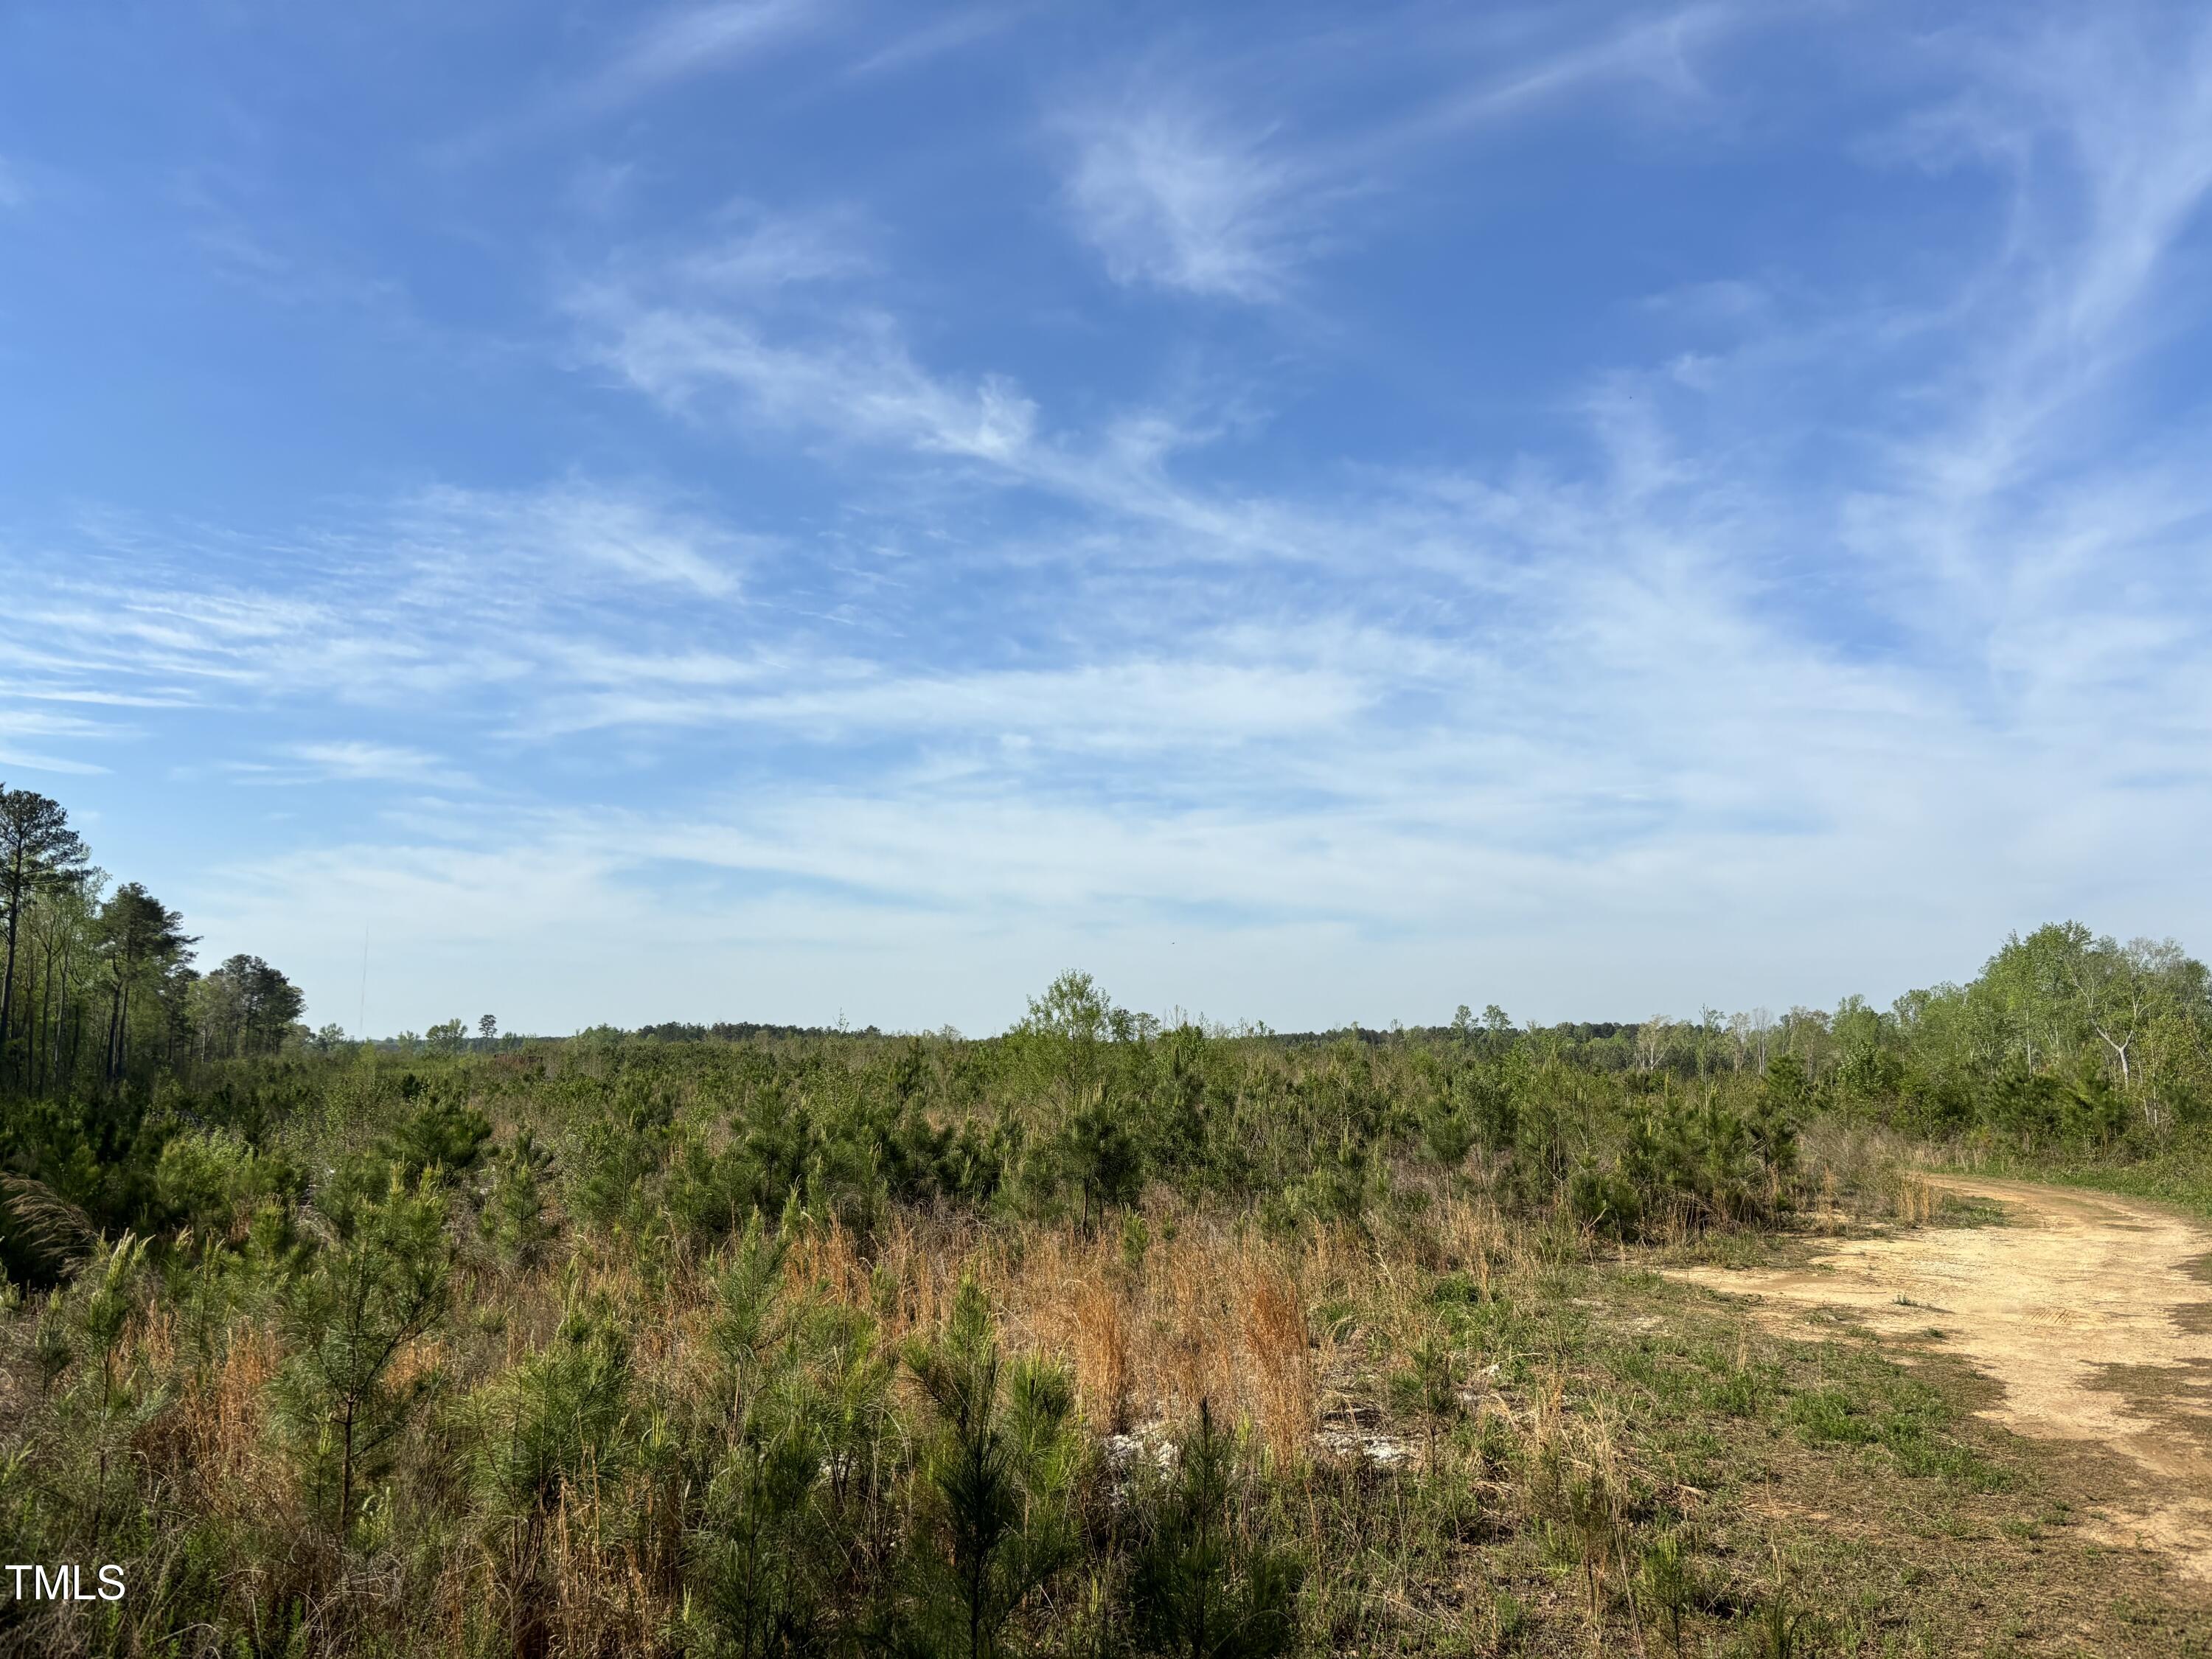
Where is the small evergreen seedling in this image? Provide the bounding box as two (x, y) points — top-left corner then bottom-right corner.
(1638, 1530), (1695, 1656)
(1416, 1090), (1477, 1169)
(41, 1233), (163, 1544)
(1128, 1401), (1301, 1659)
(1386, 1326), (1461, 1471)
(474, 1296), (633, 1520)
(902, 1279), (1082, 1659)
(710, 1209), (791, 1381)
(693, 1396), (829, 1657)
(1119, 1212), (1152, 1285)
(480, 1130), (557, 1268)
(273, 1179), (450, 1544)
(691, 1211), (844, 1655)
(1061, 1101), (1143, 1233)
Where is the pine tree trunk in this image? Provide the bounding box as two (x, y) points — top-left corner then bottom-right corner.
(56, 945), (73, 1093)
(107, 978), (128, 1086)
(0, 839), (23, 1083)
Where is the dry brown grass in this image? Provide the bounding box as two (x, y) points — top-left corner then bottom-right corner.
(140, 1315), (296, 1531)
(1240, 1261), (1317, 1463)
(498, 1141), (1522, 1475)
(1068, 1275), (1133, 1432)
(17, 1161), (2212, 1659)
(721, 1202), (1421, 1462)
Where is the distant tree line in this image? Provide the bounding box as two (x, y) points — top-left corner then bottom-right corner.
(0, 784), (307, 1099)
(9, 781), (2207, 1161)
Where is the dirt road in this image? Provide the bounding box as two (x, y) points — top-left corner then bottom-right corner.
(1669, 1175), (2212, 1579)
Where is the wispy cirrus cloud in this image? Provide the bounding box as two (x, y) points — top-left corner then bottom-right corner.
(573, 281), (1043, 463)
(288, 741), (467, 786)
(401, 483), (753, 599)
(1050, 5), (1750, 305)
(0, 481), (765, 736)
(524, 655), (1374, 747)
(568, 218), (1393, 553)
(1059, 94), (1317, 302)
(667, 209), (874, 293)
(1368, 2), (1739, 153)
(0, 709), (127, 776)
(223, 741), (475, 790)
(1810, 10), (2212, 701)
(844, 4), (1035, 80)
(436, 0), (828, 164)
(580, 0), (824, 112)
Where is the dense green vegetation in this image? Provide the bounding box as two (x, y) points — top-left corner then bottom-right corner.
(4, 784), (2212, 1655)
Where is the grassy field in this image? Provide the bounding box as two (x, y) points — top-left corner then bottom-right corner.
(4, 1020), (2212, 1657)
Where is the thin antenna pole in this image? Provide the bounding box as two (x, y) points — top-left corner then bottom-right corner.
(358, 923), (369, 1040)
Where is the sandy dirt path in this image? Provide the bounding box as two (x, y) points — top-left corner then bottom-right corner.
(1669, 1175), (2212, 1579)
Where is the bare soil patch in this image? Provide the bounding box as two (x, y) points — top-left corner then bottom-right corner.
(1668, 1175), (2212, 1581)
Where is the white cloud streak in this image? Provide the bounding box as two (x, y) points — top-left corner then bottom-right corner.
(222, 742), (475, 790)
(1051, 4), (1748, 305)
(404, 484), (750, 599)
(1060, 96), (1314, 302)
(0, 709), (123, 776)
(582, 0), (824, 110)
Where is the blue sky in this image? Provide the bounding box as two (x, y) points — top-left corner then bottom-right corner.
(3, 1), (2209, 1035)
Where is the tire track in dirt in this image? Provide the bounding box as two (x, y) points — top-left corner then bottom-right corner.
(1667, 1175), (2212, 1579)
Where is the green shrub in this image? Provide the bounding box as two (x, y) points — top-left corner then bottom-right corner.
(901, 1280), (1083, 1658)
(386, 1096), (494, 1180)
(1128, 1401), (1301, 1659)
(688, 1214), (899, 1655)
(155, 1128), (302, 1243)
(470, 1297), (633, 1520)
(479, 1130), (557, 1267)
(272, 1179), (451, 1541)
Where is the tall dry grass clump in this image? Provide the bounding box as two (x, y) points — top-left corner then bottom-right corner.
(1238, 1257), (1316, 1466)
